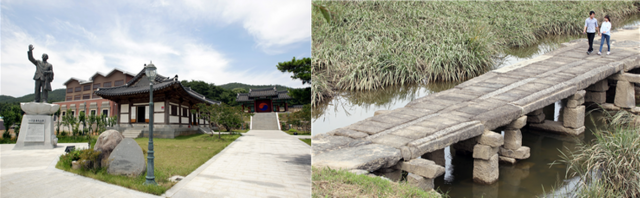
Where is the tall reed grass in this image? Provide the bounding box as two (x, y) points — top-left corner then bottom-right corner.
(312, 1), (640, 105)
(555, 110), (640, 197)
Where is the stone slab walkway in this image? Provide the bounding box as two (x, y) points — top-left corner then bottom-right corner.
(0, 143), (160, 198)
(164, 130), (311, 198)
(313, 27), (640, 171)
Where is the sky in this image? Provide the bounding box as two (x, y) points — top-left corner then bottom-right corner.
(0, 0), (311, 97)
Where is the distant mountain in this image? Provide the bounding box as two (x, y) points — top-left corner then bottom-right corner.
(0, 89), (66, 103)
(218, 82), (292, 92)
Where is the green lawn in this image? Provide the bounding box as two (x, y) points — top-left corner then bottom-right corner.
(313, 167), (444, 198)
(56, 134), (240, 195)
(300, 139), (311, 145)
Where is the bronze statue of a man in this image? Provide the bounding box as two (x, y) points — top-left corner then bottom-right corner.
(28, 44), (54, 103)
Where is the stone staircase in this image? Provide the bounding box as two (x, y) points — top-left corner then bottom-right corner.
(122, 129), (143, 139)
(251, 112), (279, 130)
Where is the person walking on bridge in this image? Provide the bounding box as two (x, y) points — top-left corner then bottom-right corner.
(598, 15), (612, 55)
(583, 11), (599, 55)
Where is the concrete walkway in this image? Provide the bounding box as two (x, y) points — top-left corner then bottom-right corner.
(0, 143), (160, 198)
(164, 130), (311, 198)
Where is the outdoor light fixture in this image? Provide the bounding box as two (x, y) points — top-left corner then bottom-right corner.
(144, 61), (157, 186)
(145, 61), (157, 81)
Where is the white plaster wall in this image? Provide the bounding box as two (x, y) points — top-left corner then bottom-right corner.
(181, 117), (189, 123)
(154, 113), (164, 123)
(170, 116), (179, 123)
(121, 104), (129, 113)
(145, 106), (149, 119)
(154, 103), (163, 112)
(120, 113), (129, 123)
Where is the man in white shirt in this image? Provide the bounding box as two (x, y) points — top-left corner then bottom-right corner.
(583, 11), (599, 55)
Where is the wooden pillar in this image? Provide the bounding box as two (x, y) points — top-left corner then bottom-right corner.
(164, 98), (169, 124)
(270, 99), (274, 112)
(242, 104), (244, 112)
(117, 103), (121, 126)
(188, 103), (192, 125)
(284, 102), (288, 112)
(178, 99), (182, 126)
(128, 101), (133, 126)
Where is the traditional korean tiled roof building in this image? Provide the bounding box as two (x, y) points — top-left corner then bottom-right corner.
(95, 67), (219, 138)
(236, 87), (292, 113)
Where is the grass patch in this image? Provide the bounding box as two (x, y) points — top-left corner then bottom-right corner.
(552, 110), (640, 197)
(300, 139), (311, 146)
(56, 134), (240, 195)
(284, 128), (311, 136)
(231, 129), (249, 133)
(313, 167), (443, 198)
(312, 1), (640, 104)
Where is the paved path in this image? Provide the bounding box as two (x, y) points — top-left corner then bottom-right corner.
(0, 143), (160, 198)
(164, 130), (311, 198)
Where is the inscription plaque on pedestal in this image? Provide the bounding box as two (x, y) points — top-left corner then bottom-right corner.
(25, 119), (46, 142)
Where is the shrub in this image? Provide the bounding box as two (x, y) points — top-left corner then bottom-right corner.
(58, 149), (82, 169)
(288, 128), (299, 133)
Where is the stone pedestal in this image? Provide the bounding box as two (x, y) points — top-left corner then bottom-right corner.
(615, 80), (636, 108)
(473, 131), (502, 184)
(13, 103), (59, 150)
(421, 148), (445, 167)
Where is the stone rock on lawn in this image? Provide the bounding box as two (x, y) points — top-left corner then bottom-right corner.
(107, 138), (145, 177)
(94, 130), (124, 167)
(312, 144), (402, 172)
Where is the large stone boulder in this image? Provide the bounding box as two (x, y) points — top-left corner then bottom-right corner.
(94, 130), (124, 167)
(107, 138), (145, 176)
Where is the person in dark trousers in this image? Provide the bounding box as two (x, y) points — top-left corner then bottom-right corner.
(583, 11), (599, 55)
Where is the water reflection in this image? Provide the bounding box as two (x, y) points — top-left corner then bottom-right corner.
(312, 82), (458, 135)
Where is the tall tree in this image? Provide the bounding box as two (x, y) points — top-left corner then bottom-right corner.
(1, 104), (23, 137)
(277, 57), (312, 104)
(277, 57), (311, 85)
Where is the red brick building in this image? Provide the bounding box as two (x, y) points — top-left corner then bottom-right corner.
(53, 69), (135, 119)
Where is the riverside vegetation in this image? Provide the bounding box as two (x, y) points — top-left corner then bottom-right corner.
(552, 110), (640, 197)
(312, 167), (444, 198)
(312, 1), (640, 105)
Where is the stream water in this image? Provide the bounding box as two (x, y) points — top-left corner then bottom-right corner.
(312, 14), (640, 197)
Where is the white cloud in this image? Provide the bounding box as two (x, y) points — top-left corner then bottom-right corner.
(142, 0), (311, 53)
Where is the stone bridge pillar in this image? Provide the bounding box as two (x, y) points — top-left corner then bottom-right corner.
(585, 80), (608, 104)
(614, 79), (636, 109)
(396, 158), (445, 191)
(499, 116), (530, 164)
(472, 130), (502, 184)
(562, 91), (586, 132)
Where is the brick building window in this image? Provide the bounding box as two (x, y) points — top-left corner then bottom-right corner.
(66, 96), (72, 101)
(67, 88), (73, 93)
(83, 85), (91, 91)
(114, 80), (124, 86)
(103, 82), (112, 88)
(93, 83), (100, 90)
(82, 94), (90, 100)
(92, 93), (99, 99)
(75, 87), (81, 92)
(74, 95), (81, 100)
(102, 109), (109, 116)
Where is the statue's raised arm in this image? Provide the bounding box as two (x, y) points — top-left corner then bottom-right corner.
(28, 44), (37, 66)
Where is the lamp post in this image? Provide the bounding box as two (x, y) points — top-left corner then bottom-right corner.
(144, 61), (157, 186)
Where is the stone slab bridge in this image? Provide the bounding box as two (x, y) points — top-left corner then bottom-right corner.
(312, 40), (640, 191)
